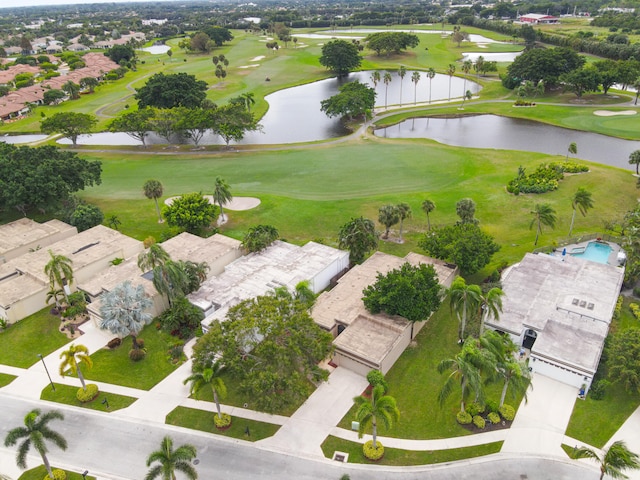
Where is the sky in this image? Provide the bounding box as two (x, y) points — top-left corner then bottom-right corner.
(1, 0), (171, 9)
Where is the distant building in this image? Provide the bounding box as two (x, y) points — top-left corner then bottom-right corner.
(519, 13), (559, 24)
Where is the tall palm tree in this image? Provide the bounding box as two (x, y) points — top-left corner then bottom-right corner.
(145, 436), (198, 480)
(530, 203), (557, 246)
(240, 92), (255, 113)
(59, 343), (93, 391)
(497, 358), (531, 407)
(45, 286), (65, 310)
(138, 243), (170, 273)
(44, 251), (73, 304)
(421, 199), (435, 231)
(437, 339), (483, 413)
(566, 142), (577, 161)
(446, 64), (456, 101)
(634, 77), (640, 105)
(4, 409), (67, 480)
(569, 187), (594, 236)
(99, 281), (152, 350)
(460, 90), (472, 109)
(213, 176), (233, 220)
(378, 204), (399, 239)
(461, 59), (472, 96)
(152, 260), (189, 307)
(478, 287), (504, 335)
(383, 71), (392, 108)
(571, 440), (640, 480)
(183, 361), (227, 420)
(398, 65), (406, 105)
(143, 179), (165, 224)
(449, 276), (481, 342)
(427, 68), (436, 104)
(411, 71), (421, 105)
(396, 202), (412, 243)
(370, 70), (380, 89)
(353, 384), (400, 449)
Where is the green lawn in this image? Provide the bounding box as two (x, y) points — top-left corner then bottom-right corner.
(82, 324), (182, 390)
(0, 372), (16, 387)
(40, 383), (137, 412)
(18, 466), (95, 480)
(0, 308), (69, 368)
(166, 406), (280, 441)
(321, 436), (503, 465)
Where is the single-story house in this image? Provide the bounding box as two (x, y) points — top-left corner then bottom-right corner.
(0, 218), (77, 264)
(519, 13), (559, 24)
(485, 252), (624, 393)
(312, 251), (458, 376)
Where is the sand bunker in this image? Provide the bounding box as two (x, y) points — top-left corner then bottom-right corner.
(238, 64), (260, 69)
(250, 55), (266, 61)
(165, 196), (261, 211)
(593, 110), (637, 117)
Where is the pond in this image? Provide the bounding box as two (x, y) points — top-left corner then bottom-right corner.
(322, 29), (506, 44)
(1, 134), (48, 144)
(461, 51), (522, 62)
(373, 114), (640, 171)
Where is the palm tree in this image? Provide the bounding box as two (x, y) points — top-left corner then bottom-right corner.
(634, 77), (640, 105)
(183, 361), (227, 420)
(4, 409), (67, 480)
(398, 65), (406, 105)
(530, 203), (557, 246)
(497, 358), (531, 407)
(449, 276), (481, 342)
(447, 64), (456, 102)
(569, 187), (594, 236)
(411, 71), (421, 105)
(437, 339), (483, 413)
(143, 179), (164, 223)
(478, 287), (504, 335)
(427, 68), (436, 104)
(421, 199), (435, 231)
(59, 343), (92, 391)
(460, 90), (472, 109)
(370, 70), (380, 89)
(240, 92), (255, 113)
(99, 281), (152, 350)
(138, 243), (170, 273)
(44, 251), (73, 304)
(571, 440), (640, 480)
(152, 260), (189, 307)
(378, 204), (400, 239)
(383, 71), (392, 108)
(107, 214), (121, 231)
(45, 286), (65, 310)
(213, 176), (233, 220)
(566, 142), (578, 161)
(353, 384), (400, 449)
(396, 202), (412, 243)
(461, 59), (472, 96)
(629, 150), (640, 175)
(145, 436), (198, 480)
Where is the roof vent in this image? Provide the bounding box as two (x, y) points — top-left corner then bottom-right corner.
(572, 298), (579, 305)
(587, 303), (594, 310)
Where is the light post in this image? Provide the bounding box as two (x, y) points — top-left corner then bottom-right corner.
(102, 398), (110, 410)
(37, 354), (55, 392)
(82, 471), (88, 480)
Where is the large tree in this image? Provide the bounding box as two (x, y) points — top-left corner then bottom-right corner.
(571, 440), (640, 480)
(145, 436), (198, 480)
(319, 40), (362, 76)
(192, 290), (334, 413)
(338, 216), (378, 264)
(353, 384), (400, 449)
(143, 179), (165, 223)
(4, 409), (67, 480)
(99, 281), (153, 350)
(320, 81), (376, 119)
(560, 66), (602, 98)
(419, 223), (500, 275)
(44, 250), (74, 304)
(569, 187), (594, 236)
(202, 26), (233, 47)
(135, 73), (208, 109)
(163, 192), (218, 235)
(365, 32), (419, 56)
(59, 343), (92, 391)
(108, 108), (155, 147)
(607, 328), (640, 394)
(504, 47), (585, 89)
(41, 112), (97, 146)
(212, 104), (259, 147)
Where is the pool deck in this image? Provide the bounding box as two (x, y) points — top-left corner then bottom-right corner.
(549, 239), (623, 267)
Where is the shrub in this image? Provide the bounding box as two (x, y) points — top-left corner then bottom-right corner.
(485, 400), (499, 414)
(159, 297), (204, 339)
(506, 162), (588, 195)
(129, 348), (146, 361)
(107, 337), (122, 349)
(111, 257), (124, 265)
(589, 379), (610, 400)
(499, 404), (515, 421)
(76, 383), (99, 402)
(466, 402), (485, 416)
(136, 338), (145, 349)
(630, 303), (640, 320)
(366, 369), (388, 393)
(45, 469), (67, 480)
(487, 412), (501, 424)
(169, 345), (184, 362)
(614, 295), (623, 319)
(362, 440), (384, 460)
(472, 415), (486, 429)
(456, 411), (472, 425)
(214, 412), (232, 429)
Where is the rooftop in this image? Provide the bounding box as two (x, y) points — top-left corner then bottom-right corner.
(0, 218), (75, 260)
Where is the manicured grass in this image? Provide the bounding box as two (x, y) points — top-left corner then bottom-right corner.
(18, 466), (96, 480)
(0, 308), (69, 368)
(82, 324), (182, 390)
(565, 297), (640, 448)
(0, 372), (16, 387)
(40, 383), (137, 412)
(166, 406), (280, 441)
(321, 436), (503, 465)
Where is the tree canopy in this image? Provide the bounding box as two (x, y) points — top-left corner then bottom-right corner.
(135, 73), (208, 109)
(320, 80), (376, 119)
(201, 26), (234, 47)
(503, 47), (586, 89)
(162, 192), (218, 235)
(108, 108), (154, 147)
(365, 32), (420, 56)
(419, 223), (500, 275)
(41, 112), (97, 146)
(0, 143), (102, 214)
(362, 262), (442, 323)
(192, 290), (334, 413)
(338, 216), (378, 264)
(241, 224), (279, 252)
(319, 39), (362, 76)
(608, 328), (640, 394)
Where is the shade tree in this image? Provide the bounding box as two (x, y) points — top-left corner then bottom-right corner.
(135, 73), (208, 109)
(41, 112), (97, 146)
(365, 32), (419, 56)
(163, 192), (218, 235)
(319, 40), (362, 76)
(338, 216), (378, 264)
(108, 108), (155, 147)
(320, 81), (376, 120)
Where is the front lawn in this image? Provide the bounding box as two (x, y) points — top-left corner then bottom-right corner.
(40, 383), (137, 412)
(166, 406), (280, 441)
(0, 307), (69, 368)
(83, 324), (182, 390)
(0, 372), (16, 387)
(321, 436), (503, 465)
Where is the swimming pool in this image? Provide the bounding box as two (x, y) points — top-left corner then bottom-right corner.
(570, 242), (612, 264)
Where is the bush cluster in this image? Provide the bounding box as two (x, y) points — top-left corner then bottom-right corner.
(513, 100), (536, 106)
(46, 469), (67, 480)
(76, 383), (99, 403)
(506, 162), (588, 195)
(499, 404), (515, 421)
(630, 303), (640, 320)
(472, 415), (486, 429)
(589, 379), (610, 400)
(107, 337), (122, 349)
(456, 411), (472, 425)
(366, 369), (389, 393)
(487, 412), (501, 424)
(362, 440), (385, 460)
(614, 295), (624, 319)
(485, 400), (499, 414)
(214, 412), (232, 429)
(466, 402), (485, 416)
(129, 348), (146, 362)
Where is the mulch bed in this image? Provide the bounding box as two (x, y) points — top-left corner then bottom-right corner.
(460, 418), (512, 433)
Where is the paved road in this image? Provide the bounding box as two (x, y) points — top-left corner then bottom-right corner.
(0, 394), (596, 480)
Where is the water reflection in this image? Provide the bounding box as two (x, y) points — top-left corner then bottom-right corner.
(374, 114), (640, 170)
(1, 134), (47, 144)
(461, 51), (522, 62)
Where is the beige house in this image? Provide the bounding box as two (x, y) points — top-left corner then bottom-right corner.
(312, 251), (458, 376)
(0, 223), (142, 324)
(0, 218), (77, 264)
